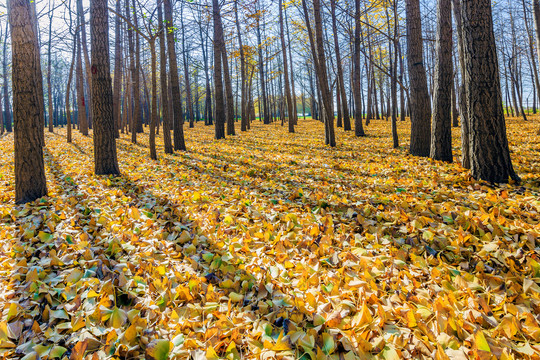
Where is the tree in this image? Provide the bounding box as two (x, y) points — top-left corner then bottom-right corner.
(164, 0), (186, 150)
(2, 22), (12, 133)
(157, 1), (173, 154)
(331, 0), (351, 131)
(8, 0), (48, 203)
(213, 0), (226, 139)
(406, 0), (431, 157)
(533, 0), (540, 134)
(112, 0), (123, 138)
(279, 0), (294, 133)
(461, 0), (519, 183)
(353, 0), (365, 137)
(90, 0), (120, 175)
(430, 0), (453, 162)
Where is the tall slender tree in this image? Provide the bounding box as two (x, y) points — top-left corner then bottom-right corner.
(279, 0), (294, 133)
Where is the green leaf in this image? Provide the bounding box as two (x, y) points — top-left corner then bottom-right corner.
(38, 231), (53, 242)
(321, 333), (335, 355)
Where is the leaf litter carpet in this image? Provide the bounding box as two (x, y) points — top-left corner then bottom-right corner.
(0, 119), (539, 360)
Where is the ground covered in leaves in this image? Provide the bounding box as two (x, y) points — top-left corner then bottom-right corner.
(0, 118), (539, 360)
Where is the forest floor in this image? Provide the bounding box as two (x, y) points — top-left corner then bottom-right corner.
(0, 118), (539, 360)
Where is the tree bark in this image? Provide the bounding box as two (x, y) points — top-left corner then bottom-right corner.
(406, 0), (431, 157)
(461, 0), (519, 183)
(164, 0), (186, 150)
(66, 27), (77, 143)
(430, 0), (453, 162)
(2, 22), (12, 133)
(353, 0), (365, 136)
(331, 0), (350, 131)
(180, 3), (195, 129)
(112, 0), (122, 139)
(452, 0), (470, 167)
(158, 2), (172, 154)
(279, 0), (294, 133)
(8, 0), (48, 203)
(212, 0), (226, 139)
(90, 0), (120, 175)
(47, 7), (54, 133)
(256, 1), (270, 125)
(76, 21), (88, 136)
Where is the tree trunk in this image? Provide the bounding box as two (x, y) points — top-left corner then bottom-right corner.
(112, 0), (122, 139)
(303, 0), (336, 147)
(452, 0), (470, 167)
(430, 0), (453, 162)
(212, 0), (226, 139)
(180, 3), (195, 129)
(66, 27), (77, 143)
(331, 0), (351, 131)
(406, 0), (431, 157)
(256, 1), (270, 125)
(126, 0), (138, 143)
(90, 0), (120, 175)
(149, 39), (158, 160)
(2, 23), (12, 133)
(47, 8), (54, 133)
(8, 0), (48, 203)
(353, 0), (365, 136)
(76, 22), (88, 136)
(461, 0), (519, 183)
(164, 0), (186, 150)
(221, 38), (236, 136)
(279, 0), (294, 133)
(158, 2), (172, 154)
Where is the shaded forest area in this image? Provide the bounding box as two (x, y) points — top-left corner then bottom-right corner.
(0, 0), (540, 359)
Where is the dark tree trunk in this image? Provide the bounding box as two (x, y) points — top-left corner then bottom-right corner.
(534, 0), (540, 134)
(353, 0), (365, 136)
(90, 0), (120, 175)
(47, 8), (54, 133)
(8, 0), (48, 203)
(2, 23), (12, 133)
(212, 0), (226, 139)
(256, 1), (270, 125)
(66, 27), (77, 143)
(221, 39), (236, 136)
(461, 0), (519, 183)
(126, 0), (138, 143)
(149, 40), (157, 160)
(303, 0), (336, 147)
(331, 0), (350, 131)
(452, 0), (470, 167)
(164, 0), (186, 150)
(279, 0), (294, 133)
(76, 21), (88, 136)
(180, 3), (195, 129)
(112, 0), (122, 139)
(430, 0), (453, 162)
(158, 2), (172, 154)
(235, 0), (248, 132)
(406, 0), (431, 157)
